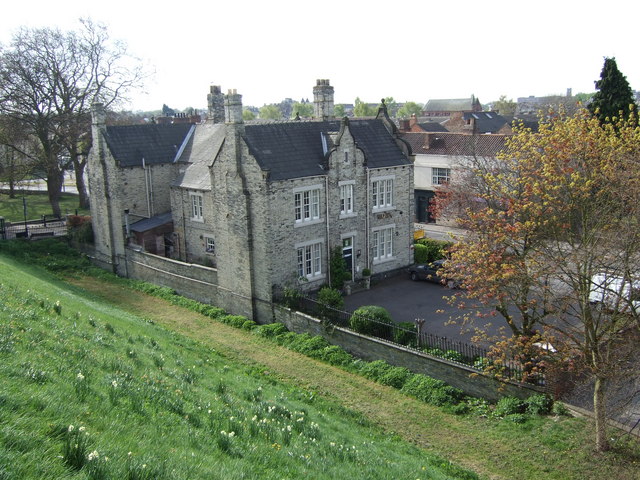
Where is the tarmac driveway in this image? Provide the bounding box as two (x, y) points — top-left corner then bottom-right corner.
(343, 273), (497, 344)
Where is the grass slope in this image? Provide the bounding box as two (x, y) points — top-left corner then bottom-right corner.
(1, 241), (639, 480)
(0, 254), (476, 480)
(0, 192), (88, 222)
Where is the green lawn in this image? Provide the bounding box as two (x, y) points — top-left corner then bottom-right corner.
(0, 252), (477, 480)
(0, 191), (88, 221)
(1, 240), (639, 480)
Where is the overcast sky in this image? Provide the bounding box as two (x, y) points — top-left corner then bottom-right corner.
(2, 0), (639, 112)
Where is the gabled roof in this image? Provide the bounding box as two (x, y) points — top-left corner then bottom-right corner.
(243, 119), (410, 181)
(104, 124), (194, 167)
(463, 112), (508, 134)
(424, 98), (476, 112)
(400, 132), (508, 158)
(172, 123), (226, 191)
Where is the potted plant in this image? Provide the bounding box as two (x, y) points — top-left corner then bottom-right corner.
(362, 268), (371, 289)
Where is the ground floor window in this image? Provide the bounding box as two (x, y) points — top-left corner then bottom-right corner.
(297, 241), (322, 279)
(372, 226), (394, 261)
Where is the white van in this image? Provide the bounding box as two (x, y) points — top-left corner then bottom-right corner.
(589, 272), (640, 314)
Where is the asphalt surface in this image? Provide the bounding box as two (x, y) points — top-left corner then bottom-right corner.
(343, 273), (497, 344)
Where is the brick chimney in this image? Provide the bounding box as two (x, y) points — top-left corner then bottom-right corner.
(313, 79), (334, 121)
(208, 85), (225, 123)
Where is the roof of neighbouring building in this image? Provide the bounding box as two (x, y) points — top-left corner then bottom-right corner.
(463, 112), (509, 133)
(424, 97), (478, 112)
(400, 132), (509, 157)
(104, 123), (194, 167)
(417, 122), (449, 132)
(243, 119), (411, 181)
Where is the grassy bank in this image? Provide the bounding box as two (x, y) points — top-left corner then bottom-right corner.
(0, 253), (477, 480)
(1, 240), (639, 479)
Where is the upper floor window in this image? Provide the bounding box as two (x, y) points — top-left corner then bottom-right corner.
(190, 193), (204, 221)
(294, 186), (321, 224)
(339, 181), (354, 216)
(432, 167), (451, 185)
(372, 177), (393, 210)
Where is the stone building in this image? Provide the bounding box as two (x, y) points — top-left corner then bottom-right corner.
(88, 79), (414, 321)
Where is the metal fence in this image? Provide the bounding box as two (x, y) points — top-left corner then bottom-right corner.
(276, 290), (541, 385)
(0, 216), (68, 240)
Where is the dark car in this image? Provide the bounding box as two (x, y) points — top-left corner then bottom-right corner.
(408, 259), (460, 288)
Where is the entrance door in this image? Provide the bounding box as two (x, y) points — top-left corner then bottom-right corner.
(342, 237), (354, 278)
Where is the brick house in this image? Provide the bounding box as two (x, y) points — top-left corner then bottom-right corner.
(88, 80), (414, 319)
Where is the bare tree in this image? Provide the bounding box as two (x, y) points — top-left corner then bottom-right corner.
(0, 19), (147, 215)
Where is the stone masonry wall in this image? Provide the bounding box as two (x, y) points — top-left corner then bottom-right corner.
(274, 306), (542, 402)
(118, 164), (175, 221)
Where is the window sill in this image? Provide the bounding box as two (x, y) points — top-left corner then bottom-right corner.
(372, 256), (395, 265)
(294, 218), (323, 228)
(339, 212), (357, 219)
(372, 206), (394, 214)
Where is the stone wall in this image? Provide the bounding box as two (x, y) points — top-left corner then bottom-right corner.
(273, 305), (543, 402)
(125, 248), (253, 317)
(118, 163), (175, 221)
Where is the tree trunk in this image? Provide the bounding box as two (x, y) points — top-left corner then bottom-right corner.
(47, 166), (64, 218)
(593, 375), (610, 452)
(73, 156), (89, 209)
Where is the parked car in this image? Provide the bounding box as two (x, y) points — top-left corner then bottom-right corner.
(589, 272), (640, 314)
(408, 259), (460, 288)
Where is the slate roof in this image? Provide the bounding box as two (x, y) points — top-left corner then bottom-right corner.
(130, 212), (173, 233)
(172, 123), (226, 191)
(463, 112), (508, 134)
(104, 124), (194, 167)
(243, 119), (411, 181)
(400, 132), (508, 158)
(417, 122), (449, 132)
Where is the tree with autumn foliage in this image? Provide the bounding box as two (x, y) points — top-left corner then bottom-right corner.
(434, 108), (640, 452)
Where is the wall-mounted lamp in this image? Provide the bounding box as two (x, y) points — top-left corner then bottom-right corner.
(356, 249), (361, 258)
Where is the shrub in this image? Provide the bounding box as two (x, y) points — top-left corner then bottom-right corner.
(442, 350), (464, 363)
(393, 322), (417, 346)
(401, 374), (464, 407)
(414, 238), (451, 264)
(67, 215), (94, 244)
(552, 402), (569, 416)
(378, 366), (412, 389)
(349, 305), (393, 339)
(524, 394), (553, 415)
(220, 315), (249, 328)
(493, 396), (525, 417)
(329, 246), (350, 290)
(358, 360), (394, 382)
(316, 345), (353, 366)
(253, 323), (288, 338)
(316, 286), (344, 321)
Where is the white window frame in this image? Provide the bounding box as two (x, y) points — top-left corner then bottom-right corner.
(372, 225), (394, 263)
(371, 175), (394, 211)
(294, 185), (322, 225)
(205, 236), (215, 254)
(339, 180), (355, 217)
(432, 167), (451, 186)
(190, 193), (204, 221)
(296, 240), (324, 280)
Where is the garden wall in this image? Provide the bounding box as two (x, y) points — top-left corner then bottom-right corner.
(273, 305), (543, 402)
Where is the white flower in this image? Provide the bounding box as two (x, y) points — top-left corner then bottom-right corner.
(111, 380), (118, 388)
(76, 372), (85, 381)
(208, 409), (212, 414)
(87, 450), (99, 461)
(228, 431), (235, 437)
(68, 425), (74, 432)
(78, 426), (86, 432)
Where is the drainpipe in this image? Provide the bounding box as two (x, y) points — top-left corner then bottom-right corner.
(366, 168), (370, 271)
(325, 175), (330, 285)
(142, 157), (151, 218)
